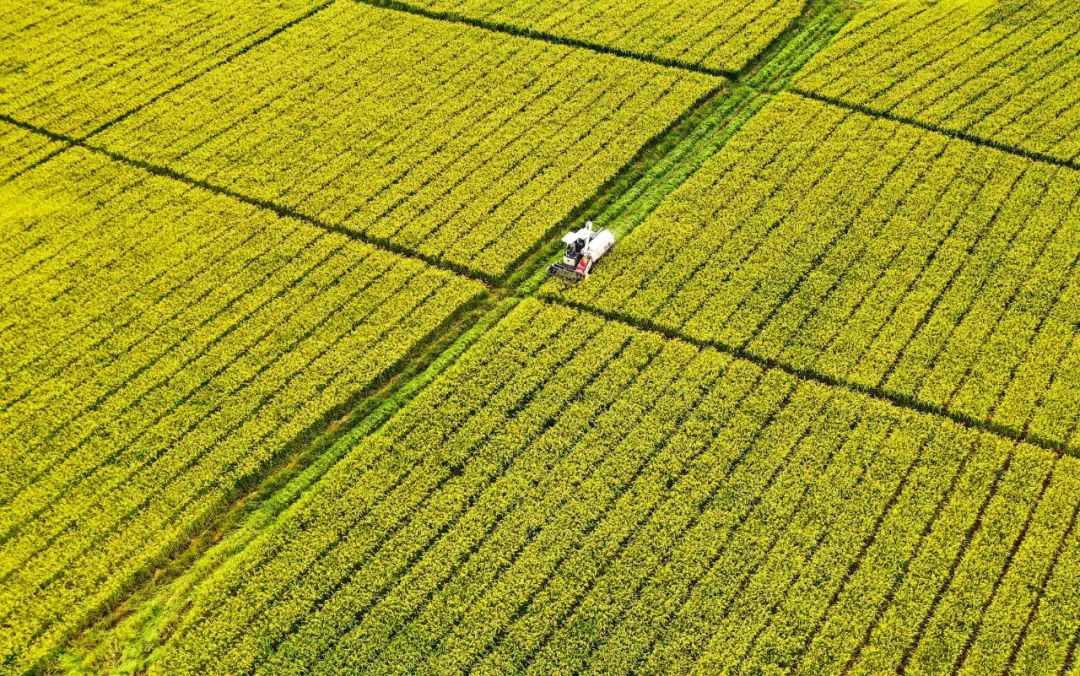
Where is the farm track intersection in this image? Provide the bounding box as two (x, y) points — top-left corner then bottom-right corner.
(1, 0), (1078, 672)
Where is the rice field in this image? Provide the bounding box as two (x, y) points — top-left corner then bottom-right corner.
(1, 0), (1077, 673)
(555, 92), (1080, 454)
(0, 0), (329, 138)
(93, 2), (719, 278)
(0, 121), (64, 181)
(0, 148), (482, 669)
(151, 299), (1080, 675)
(794, 0), (1080, 165)
(391, 0), (809, 73)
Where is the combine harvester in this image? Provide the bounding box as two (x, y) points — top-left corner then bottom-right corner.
(547, 221), (615, 282)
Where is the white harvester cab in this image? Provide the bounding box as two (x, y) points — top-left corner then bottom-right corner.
(547, 220), (615, 282)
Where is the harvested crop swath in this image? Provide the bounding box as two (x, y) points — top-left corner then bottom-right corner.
(0, 122), (63, 181)
(557, 92), (1080, 454)
(95, 1), (719, 279)
(0, 148), (484, 671)
(150, 299), (1080, 675)
(394, 0), (807, 74)
(0, 0), (326, 138)
(794, 0), (1080, 165)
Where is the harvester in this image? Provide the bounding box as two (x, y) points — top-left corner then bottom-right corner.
(547, 221), (615, 282)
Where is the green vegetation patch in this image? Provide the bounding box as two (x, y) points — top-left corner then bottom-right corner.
(0, 148), (484, 671)
(554, 92), (1080, 454)
(147, 299), (1080, 674)
(95, 1), (720, 279)
(0, 0), (327, 137)
(794, 0), (1080, 164)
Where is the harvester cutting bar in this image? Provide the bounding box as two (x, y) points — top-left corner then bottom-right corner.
(548, 261), (586, 282)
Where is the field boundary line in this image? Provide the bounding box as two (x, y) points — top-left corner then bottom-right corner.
(63, 293), (511, 672)
(356, 0), (736, 79)
(792, 89), (1080, 173)
(80, 0), (339, 144)
(1, 0), (339, 185)
(510, 1), (854, 296)
(282, 326), (628, 671)
(735, 0), (832, 83)
(541, 296), (1075, 459)
(0, 112), (496, 286)
(176, 308), (600, 669)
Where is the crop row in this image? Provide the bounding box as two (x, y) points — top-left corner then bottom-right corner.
(556, 92), (1080, 453)
(0, 122), (63, 181)
(0, 0), (329, 138)
(150, 298), (1080, 674)
(0, 148), (484, 671)
(92, 1), (719, 278)
(397, 0), (808, 74)
(793, 0), (1080, 164)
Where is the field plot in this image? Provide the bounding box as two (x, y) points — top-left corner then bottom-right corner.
(0, 122), (64, 182)
(557, 92), (1080, 453)
(146, 299), (1080, 675)
(0, 0), (327, 138)
(393, 0), (808, 74)
(794, 0), (1080, 165)
(0, 148), (483, 670)
(93, 1), (719, 279)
